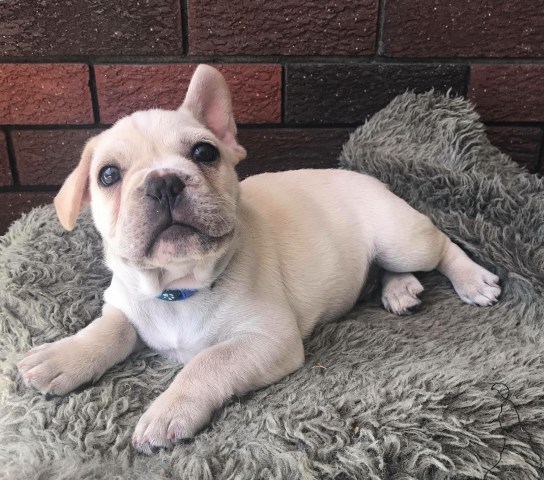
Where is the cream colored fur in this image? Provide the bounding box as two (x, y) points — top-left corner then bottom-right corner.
(18, 65), (500, 454)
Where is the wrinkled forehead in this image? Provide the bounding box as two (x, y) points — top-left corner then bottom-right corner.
(93, 109), (216, 164)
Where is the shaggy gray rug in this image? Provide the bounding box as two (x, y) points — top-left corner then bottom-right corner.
(1, 92), (543, 480)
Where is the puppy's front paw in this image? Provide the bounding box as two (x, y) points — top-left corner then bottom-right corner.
(132, 392), (212, 454)
(18, 337), (97, 396)
(453, 265), (501, 306)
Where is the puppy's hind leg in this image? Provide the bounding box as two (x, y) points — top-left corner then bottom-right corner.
(375, 201), (500, 306)
(381, 272), (423, 315)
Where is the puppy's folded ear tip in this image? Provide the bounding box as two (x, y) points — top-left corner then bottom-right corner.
(56, 216), (77, 231)
(53, 136), (96, 232)
(60, 221), (76, 232)
(53, 196), (77, 231)
(234, 145), (247, 163)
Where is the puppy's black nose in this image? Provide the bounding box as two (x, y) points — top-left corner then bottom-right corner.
(145, 174), (185, 207)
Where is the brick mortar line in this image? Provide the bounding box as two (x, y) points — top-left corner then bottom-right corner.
(88, 65), (101, 124)
(3, 122), (543, 131)
(2, 123), (344, 130)
(484, 121), (544, 128)
(376, 0), (387, 56)
(2, 56), (544, 65)
(0, 185), (59, 193)
(281, 65), (286, 124)
(537, 130), (544, 173)
(463, 63), (471, 96)
(4, 125), (105, 131)
(3, 129), (20, 186)
(181, 0), (190, 55)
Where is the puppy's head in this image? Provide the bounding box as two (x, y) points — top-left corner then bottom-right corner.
(54, 65), (246, 270)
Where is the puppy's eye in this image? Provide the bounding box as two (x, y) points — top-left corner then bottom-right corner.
(192, 142), (218, 163)
(99, 166), (121, 187)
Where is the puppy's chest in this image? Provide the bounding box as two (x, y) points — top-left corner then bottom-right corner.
(133, 302), (213, 363)
(105, 284), (217, 364)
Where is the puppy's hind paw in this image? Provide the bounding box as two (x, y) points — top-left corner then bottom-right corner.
(454, 266), (501, 307)
(381, 272), (424, 316)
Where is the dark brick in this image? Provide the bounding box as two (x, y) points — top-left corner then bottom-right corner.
(95, 64), (281, 124)
(0, 132), (12, 186)
(0, 192), (55, 235)
(0, 0), (182, 57)
(236, 128), (351, 178)
(0, 64), (93, 125)
(13, 129), (101, 185)
(383, 0), (544, 57)
(188, 0), (378, 55)
(486, 126), (543, 172)
(469, 65), (544, 122)
(286, 64), (468, 125)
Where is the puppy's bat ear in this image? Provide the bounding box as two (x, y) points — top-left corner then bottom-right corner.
(54, 136), (97, 231)
(181, 65), (247, 164)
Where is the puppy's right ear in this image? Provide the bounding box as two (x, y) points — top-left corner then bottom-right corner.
(54, 137), (97, 231)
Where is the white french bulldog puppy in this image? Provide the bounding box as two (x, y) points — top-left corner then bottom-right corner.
(18, 65), (500, 454)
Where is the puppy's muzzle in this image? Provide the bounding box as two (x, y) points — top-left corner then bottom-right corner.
(141, 171), (205, 241)
(145, 173), (185, 212)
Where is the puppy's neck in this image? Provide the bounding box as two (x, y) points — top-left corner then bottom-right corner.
(103, 234), (239, 298)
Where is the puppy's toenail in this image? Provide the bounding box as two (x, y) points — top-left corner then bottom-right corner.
(406, 304), (421, 314)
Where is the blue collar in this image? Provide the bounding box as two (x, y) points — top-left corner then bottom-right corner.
(157, 288), (198, 301)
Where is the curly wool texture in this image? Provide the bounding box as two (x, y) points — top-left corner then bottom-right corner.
(1, 92), (544, 479)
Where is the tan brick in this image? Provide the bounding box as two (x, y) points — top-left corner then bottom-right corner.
(0, 64), (93, 125)
(13, 129), (101, 185)
(95, 64), (282, 124)
(486, 127), (543, 172)
(469, 65), (544, 121)
(188, 0), (378, 55)
(383, 0), (544, 57)
(236, 128), (350, 178)
(1, 0), (182, 57)
(286, 64), (468, 124)
(0, 192), (55, 235)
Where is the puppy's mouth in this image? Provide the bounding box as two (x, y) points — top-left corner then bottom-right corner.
(145, 221), (233, 257)
(161, 222), (203, 237)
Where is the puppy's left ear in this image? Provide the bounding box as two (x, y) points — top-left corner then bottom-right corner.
(54, 136), (97, 231)
(181, 65), (247, 164)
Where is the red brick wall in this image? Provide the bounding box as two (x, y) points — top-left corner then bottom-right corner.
(1, 1), (543, 234)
